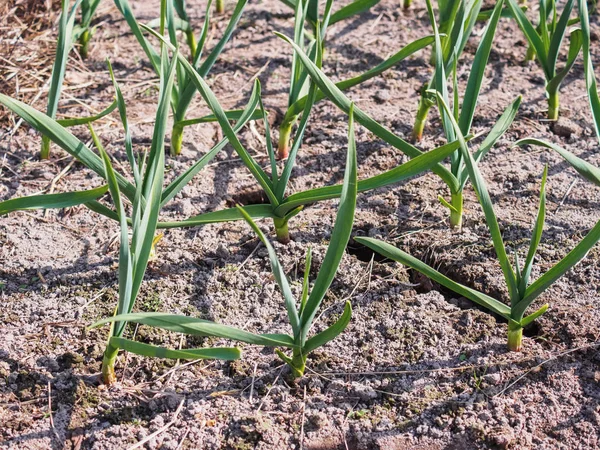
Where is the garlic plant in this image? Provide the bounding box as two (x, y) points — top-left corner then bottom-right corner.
(92, 106), (359, 379)
(96, 47), (240, 384)
(41, 0), (248, 159)
(506, 0), (582, 120)
(138, 27), (459, 243)
(357, 94), (600, 352)
(427, 0), (522, 229)
(41, 0), (82, 160)
(276, 4), (520, 231)
(412, 0), (483, 142)
(276, 0), (389, 159)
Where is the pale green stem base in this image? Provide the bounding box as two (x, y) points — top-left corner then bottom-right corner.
(40, 137), (51, 160)
(186, 30), (197, 56)
(525, 44), (536, 62)
(412, 100), (431, 142)
(507, 324), (523, 352)
(79, 29), (91, 59)
(101, 343), (119, 385)
(274, 217), (290, 244)
(171, 124), (184, 156)
(216, 0), (225, 13)
(548, 91), (559, 121)
(278, 122), (293, 160)
(403, 0), (412, 9)
(290, 348), (307, 378)
(429, 48), (436, 66)
(449, 191), (464, 230)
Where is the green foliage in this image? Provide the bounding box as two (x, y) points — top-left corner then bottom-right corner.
(41, 0), (83, 159)
(506, 0), (582, 120)
(412, 0), (484, 142)
(94, 43), (241, 384)
(577, 0), (600, 141)
(276, 0), (388, 158)
(125, 27), (461, 243)
(356, 96), (600, 352)
(277, 4), (520, 231)
(92, 107), (360, 378)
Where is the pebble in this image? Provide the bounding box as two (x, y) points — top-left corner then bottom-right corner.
(373, 90), (391, 104)
(307, 411), (328, 429)
(552, 117), (582, 139)
(351, 382), (378, 401)
(484, 372), (502, 386)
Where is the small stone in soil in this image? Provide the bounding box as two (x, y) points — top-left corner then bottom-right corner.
(373, 90), (391, 104)
(552, 118), (582, 139)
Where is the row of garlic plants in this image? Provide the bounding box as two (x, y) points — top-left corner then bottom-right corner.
(1, 0), (600, 383)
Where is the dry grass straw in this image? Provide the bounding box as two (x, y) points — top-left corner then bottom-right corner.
(0, 0), (60, 126)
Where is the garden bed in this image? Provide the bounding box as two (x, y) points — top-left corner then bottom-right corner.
(1, 0), (600, 448)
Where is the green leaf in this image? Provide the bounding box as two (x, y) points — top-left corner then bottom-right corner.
(546, 29), (583, 97)
(460, 96), (522, 189)
(197, 0), (248, 76)
(546, 0), (575, 76)
(426, 0), (454, 146)
(329, 0), (380, 25)
(283, 35), (436, 123)
(113, 0), (161, 73)
(157, 204), (275, 229)
(447, 0), (483, 73)
(94, 124), (133, 338)
(175, 109), (263, 128)
(259, 92), (278, 190)
(458, 0), (504, 136)
(435, 93), (519, 303)
(275, 139), (460, 216)
(144, 27), (279, 206)
(107, 60), (140, 184)
(42, 0), (84, 158)
(162, 81), (262, 206)
(303, 301), (352, 353)
(275, 25), (323, 201)
(277, 59), (320, 199)
(438, 194), (459, 213)
(84, 200), (119, 221)
(79, 0), (102, 30)
(237, 206), (302, 338)
(0, 185), (107, 216)
(127, 51), (177, 326)
(299, 105), (358, 345)
(146, 17), (191, 32)
(300, 247), (312, 315)
(274, 31), (460, 193)
(519, 166), (547, 294)
(477, 4), (527, 21)
(518, 219), (600, 316)
(505, 0), (550, 78)
(109, 337), (241, 360)
(165, 0), (184, 101)
(289, 0), (308, 106)
(174, 0), (249, 120)
(0, 93), (137, 200)
(56, 100), (117, 127)
(515, 138), (600, 187)
(519, 303), (549, 327)
(92, 312), (298, 348)
(355, 237), (512, 318)
(192, 0), (213, 66)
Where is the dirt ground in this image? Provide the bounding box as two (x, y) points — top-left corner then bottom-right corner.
(1, 0), (600, 448)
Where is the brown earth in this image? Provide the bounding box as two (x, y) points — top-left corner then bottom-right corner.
(1, 0), (600, 449)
